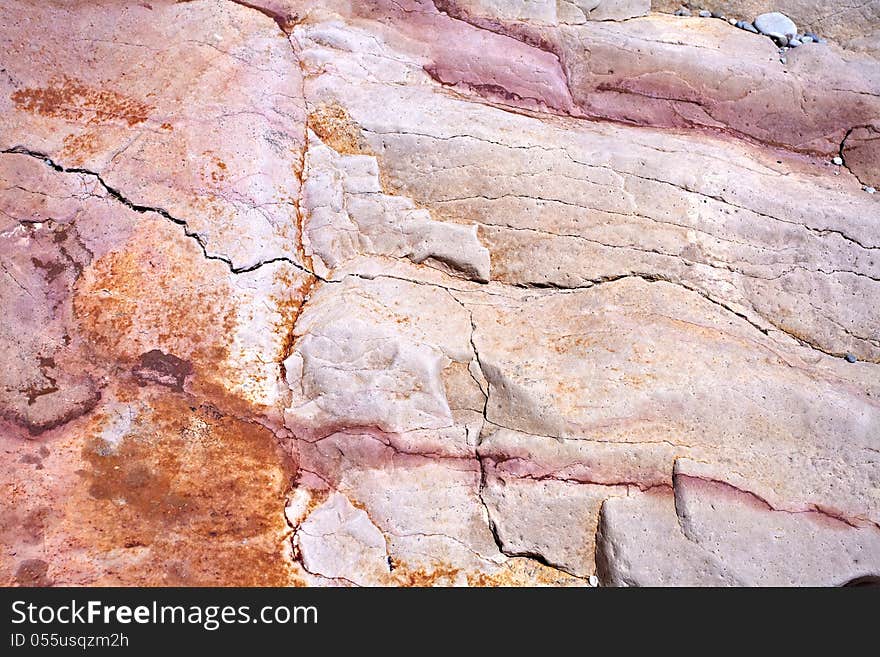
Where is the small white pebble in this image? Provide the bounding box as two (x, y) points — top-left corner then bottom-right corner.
(589, 574), (599, 587)
(832, 156), (844, 165)
(728, 18), (737, 25)
(864, 186), (876, 194)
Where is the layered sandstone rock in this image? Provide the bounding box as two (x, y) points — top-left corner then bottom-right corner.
(653, 1), (880, 53)
(1, 0), (878, 587)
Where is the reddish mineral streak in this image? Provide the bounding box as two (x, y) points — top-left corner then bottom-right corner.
(371, 0), (877, 168)
(674, 473), (880, 531)
(295, 427), (480, 489)
(482, 454), (671, 492)
(355, 0), (576, 114)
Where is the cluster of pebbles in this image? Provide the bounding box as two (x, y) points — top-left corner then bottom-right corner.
(672, 12), (875, 196)
(673, 7), (826, 62)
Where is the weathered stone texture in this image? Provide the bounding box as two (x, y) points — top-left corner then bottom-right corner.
(1, 0), (877, 586)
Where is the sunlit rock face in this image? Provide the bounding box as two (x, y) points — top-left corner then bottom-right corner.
(652, 1), (880, 53)
(1, 0), (877, 587)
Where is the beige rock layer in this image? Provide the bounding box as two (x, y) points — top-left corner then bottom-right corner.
(1, 0), (878, 586)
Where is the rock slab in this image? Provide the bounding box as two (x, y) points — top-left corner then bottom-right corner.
(0, 0), (878, 587)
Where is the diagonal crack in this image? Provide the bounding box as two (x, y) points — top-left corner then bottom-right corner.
(441, 289), (503, 555)
(3, 146), (317, 278)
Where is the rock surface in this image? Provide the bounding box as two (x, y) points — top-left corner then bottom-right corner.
(1, 0), (878, 587)
(653, 1), (880, 54)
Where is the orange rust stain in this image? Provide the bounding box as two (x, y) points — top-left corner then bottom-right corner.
(160, 122), (173, 131)
(476, 227), (544, 286)
(208, 156), (228, 183)
(466, 559), (584, 587)
(548, 334), (594, 354)
(271, 269), (315, 385)
(186, 196), (233, 228)
(307, 103), (371, 156)
(384, 558), (583, 587)
(292, 203), (313, 273)
(289, 139), (313, 272)
(72, 385), (300, 586)
(554, 380), (580, 396)
(387, 559), (461, 586)
(620, 373), (657, 388)
(72, 228), (236, 381)
(6, 217), (309, 585)
(11, 77), (153, 127)
(60, 132), (105, 166)
(291, 489), (330, 523)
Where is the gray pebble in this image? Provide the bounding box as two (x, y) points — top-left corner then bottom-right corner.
(754, 12), (798, 40)
(801, 35), (813, 43)
(773, 35), (789, 47)
(699, 10), (712, 18)
(788, 37), (801, 47)
(864, 186), (876, 194)
(845, 353), (857, 363)
(674, 8), (691, 16)
(742, 22), (758, 34)
(805, 32), (820, 41)
(832, 156), (843, 166)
